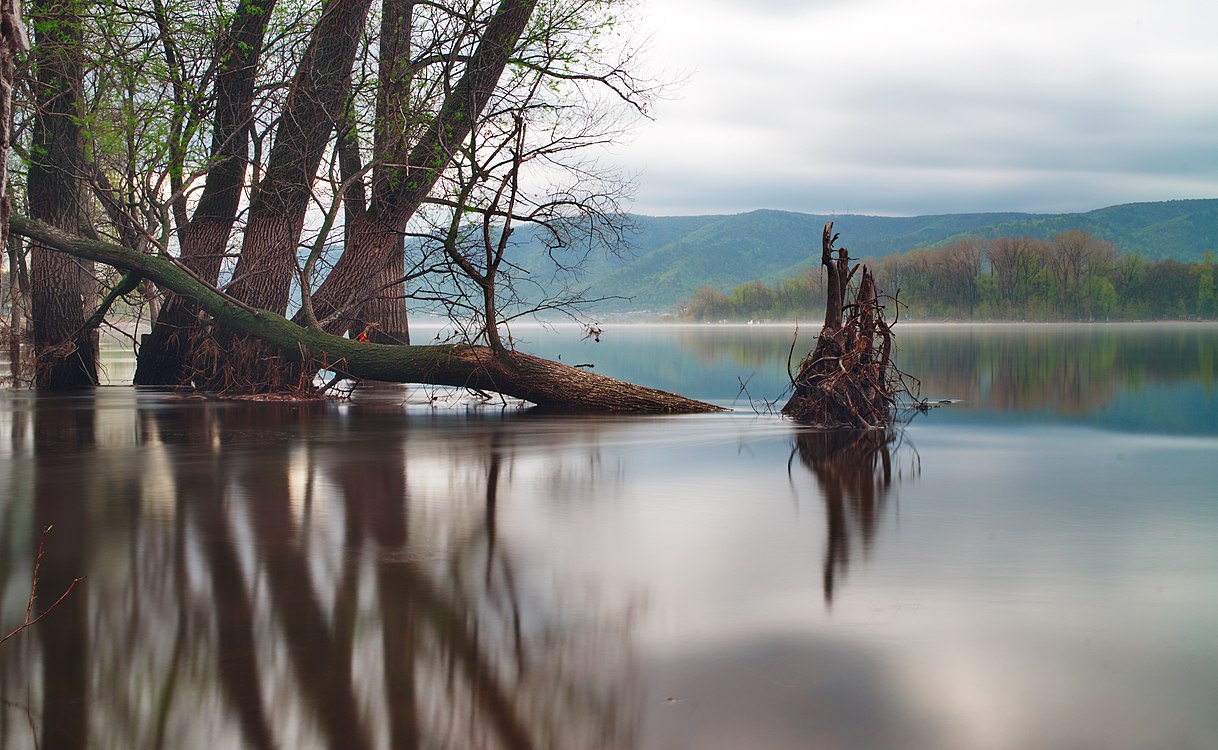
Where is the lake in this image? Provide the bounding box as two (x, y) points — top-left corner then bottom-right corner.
(1, 323), (1216, 749)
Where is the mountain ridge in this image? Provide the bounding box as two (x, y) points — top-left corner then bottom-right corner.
(512, 198), (1218, 311)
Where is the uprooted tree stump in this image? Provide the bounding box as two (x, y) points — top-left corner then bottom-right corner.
(782, 222), (912, 427)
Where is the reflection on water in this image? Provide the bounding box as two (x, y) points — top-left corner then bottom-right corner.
(519, 323), (1218, 429)
(895, 323), (1218, 413)
(1, 391), (637, 749)
(793, 429), (900, 605)
(2, 324), (1217, 749)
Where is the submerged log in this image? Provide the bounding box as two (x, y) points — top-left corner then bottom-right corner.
(11, 215), (723, 413)
(782, 222), (901, 427)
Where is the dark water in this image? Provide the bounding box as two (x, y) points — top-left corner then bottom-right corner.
(1, 323), (1216, 749)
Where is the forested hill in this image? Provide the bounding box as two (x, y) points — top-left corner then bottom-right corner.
(520, 199), (1217, 311)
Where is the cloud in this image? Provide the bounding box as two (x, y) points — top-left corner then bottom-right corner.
(615, 0), (1218, 215)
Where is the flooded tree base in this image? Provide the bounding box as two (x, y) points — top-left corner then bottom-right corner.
(783, 222), (915, 427)
(11, 216), (723, 412)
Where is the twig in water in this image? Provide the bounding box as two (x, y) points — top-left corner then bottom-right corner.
(0, 526), (85, 647)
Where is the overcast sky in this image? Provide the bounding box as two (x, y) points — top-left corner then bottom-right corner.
(607, 0), (1218, 217)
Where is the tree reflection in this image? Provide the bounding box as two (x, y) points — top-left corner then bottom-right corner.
(793, 428), (898, 606)
(673, 323), (1218, 416)
(32, 394), (92, 750)
(2, 395), (636, 748)
(887, 325), (1215, 413)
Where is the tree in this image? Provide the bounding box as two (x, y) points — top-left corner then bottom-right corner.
(730, 280), (775, 321)
(1197, 250), (1216, 318)
(1142, 259), (1194, 318)
(1045, 230), (1115, 318)
(1, 0), (28, 358)
(682, 284), (730, 321)
(26, 0), (98, 388)
(939, 237), (982, 316)
(133, 0), (282, 383)
(987, 236), (1045, 316)
(8, 0), (660, 395)
(14, 214), (724, 411)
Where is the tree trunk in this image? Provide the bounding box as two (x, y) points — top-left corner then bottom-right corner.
(302, 0), (539, 329)
(227, 0), (373, 314)
(349, 239), (411, 345)
(0, 0), (25, 265)
(134, 0), (277, 384)
(171, 0), (374, 389)
(14, 215), (724, 413)
(0, 9), (22, 381)
(27, 0), (97, 389)
(342, 0), (416, 347)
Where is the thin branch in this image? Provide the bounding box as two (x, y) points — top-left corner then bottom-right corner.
(0, 527), (85, 647)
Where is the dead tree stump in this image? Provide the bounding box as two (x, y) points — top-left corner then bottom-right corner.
(782, 222), (903, 427)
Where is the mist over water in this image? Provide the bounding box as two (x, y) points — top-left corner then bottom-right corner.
(1, 323), (1216, 749)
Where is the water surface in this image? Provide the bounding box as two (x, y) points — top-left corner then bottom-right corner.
(1, 323), (1216, 749)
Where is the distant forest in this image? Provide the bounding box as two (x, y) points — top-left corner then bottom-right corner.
(679, 231), (1218, 322)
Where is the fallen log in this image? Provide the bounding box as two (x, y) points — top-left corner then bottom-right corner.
(11, 215), (723, 413)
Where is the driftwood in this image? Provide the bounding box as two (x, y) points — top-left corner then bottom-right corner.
(782, 222), (907, 427)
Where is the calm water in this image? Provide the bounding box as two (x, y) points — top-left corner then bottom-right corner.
(1, 323), (1216, 749)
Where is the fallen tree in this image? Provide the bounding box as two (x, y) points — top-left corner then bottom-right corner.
(11, 215), (723, 413)
(783, 222), (913, 426)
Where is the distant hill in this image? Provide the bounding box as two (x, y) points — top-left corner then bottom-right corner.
(509, 198), (1218, 312)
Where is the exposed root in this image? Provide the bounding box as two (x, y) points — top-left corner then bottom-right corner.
(180, 327), (326, 399)
(782, 223), (921, 427)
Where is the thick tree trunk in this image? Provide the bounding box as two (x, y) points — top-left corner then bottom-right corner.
(342, 0), (416, 346)
(135, 0), (278, 385)
(303, 0), (539, 329)
(28, 0), (97, 389)
(13, 215), (723, 413)
(1, 0), (24, 359)
(0, 0), (24, 259)
(350, 240), (411, 344)
(178, 0), (373, 389)
(227, 0), (373, 313)
(139, 0), (537, 387)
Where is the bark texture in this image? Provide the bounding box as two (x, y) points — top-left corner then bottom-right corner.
(135, 0), (278, 385)
(0, 0), (24, 250)
(1, 0), (27, 357)
(302, 0), (540, 330)
(227, 0), (374, 314)
(28, 0), (98, 388)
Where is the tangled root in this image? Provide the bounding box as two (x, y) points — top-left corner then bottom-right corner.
(782, 224), (919, 427)
(181, 326), (322, 398)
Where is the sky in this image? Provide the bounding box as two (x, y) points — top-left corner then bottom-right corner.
(607, 0), (1218, 217)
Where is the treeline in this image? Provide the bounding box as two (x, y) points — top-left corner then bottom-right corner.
(679, 231), (1218, 321)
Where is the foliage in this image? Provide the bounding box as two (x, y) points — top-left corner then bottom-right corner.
(681, 231), (1218, 322)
